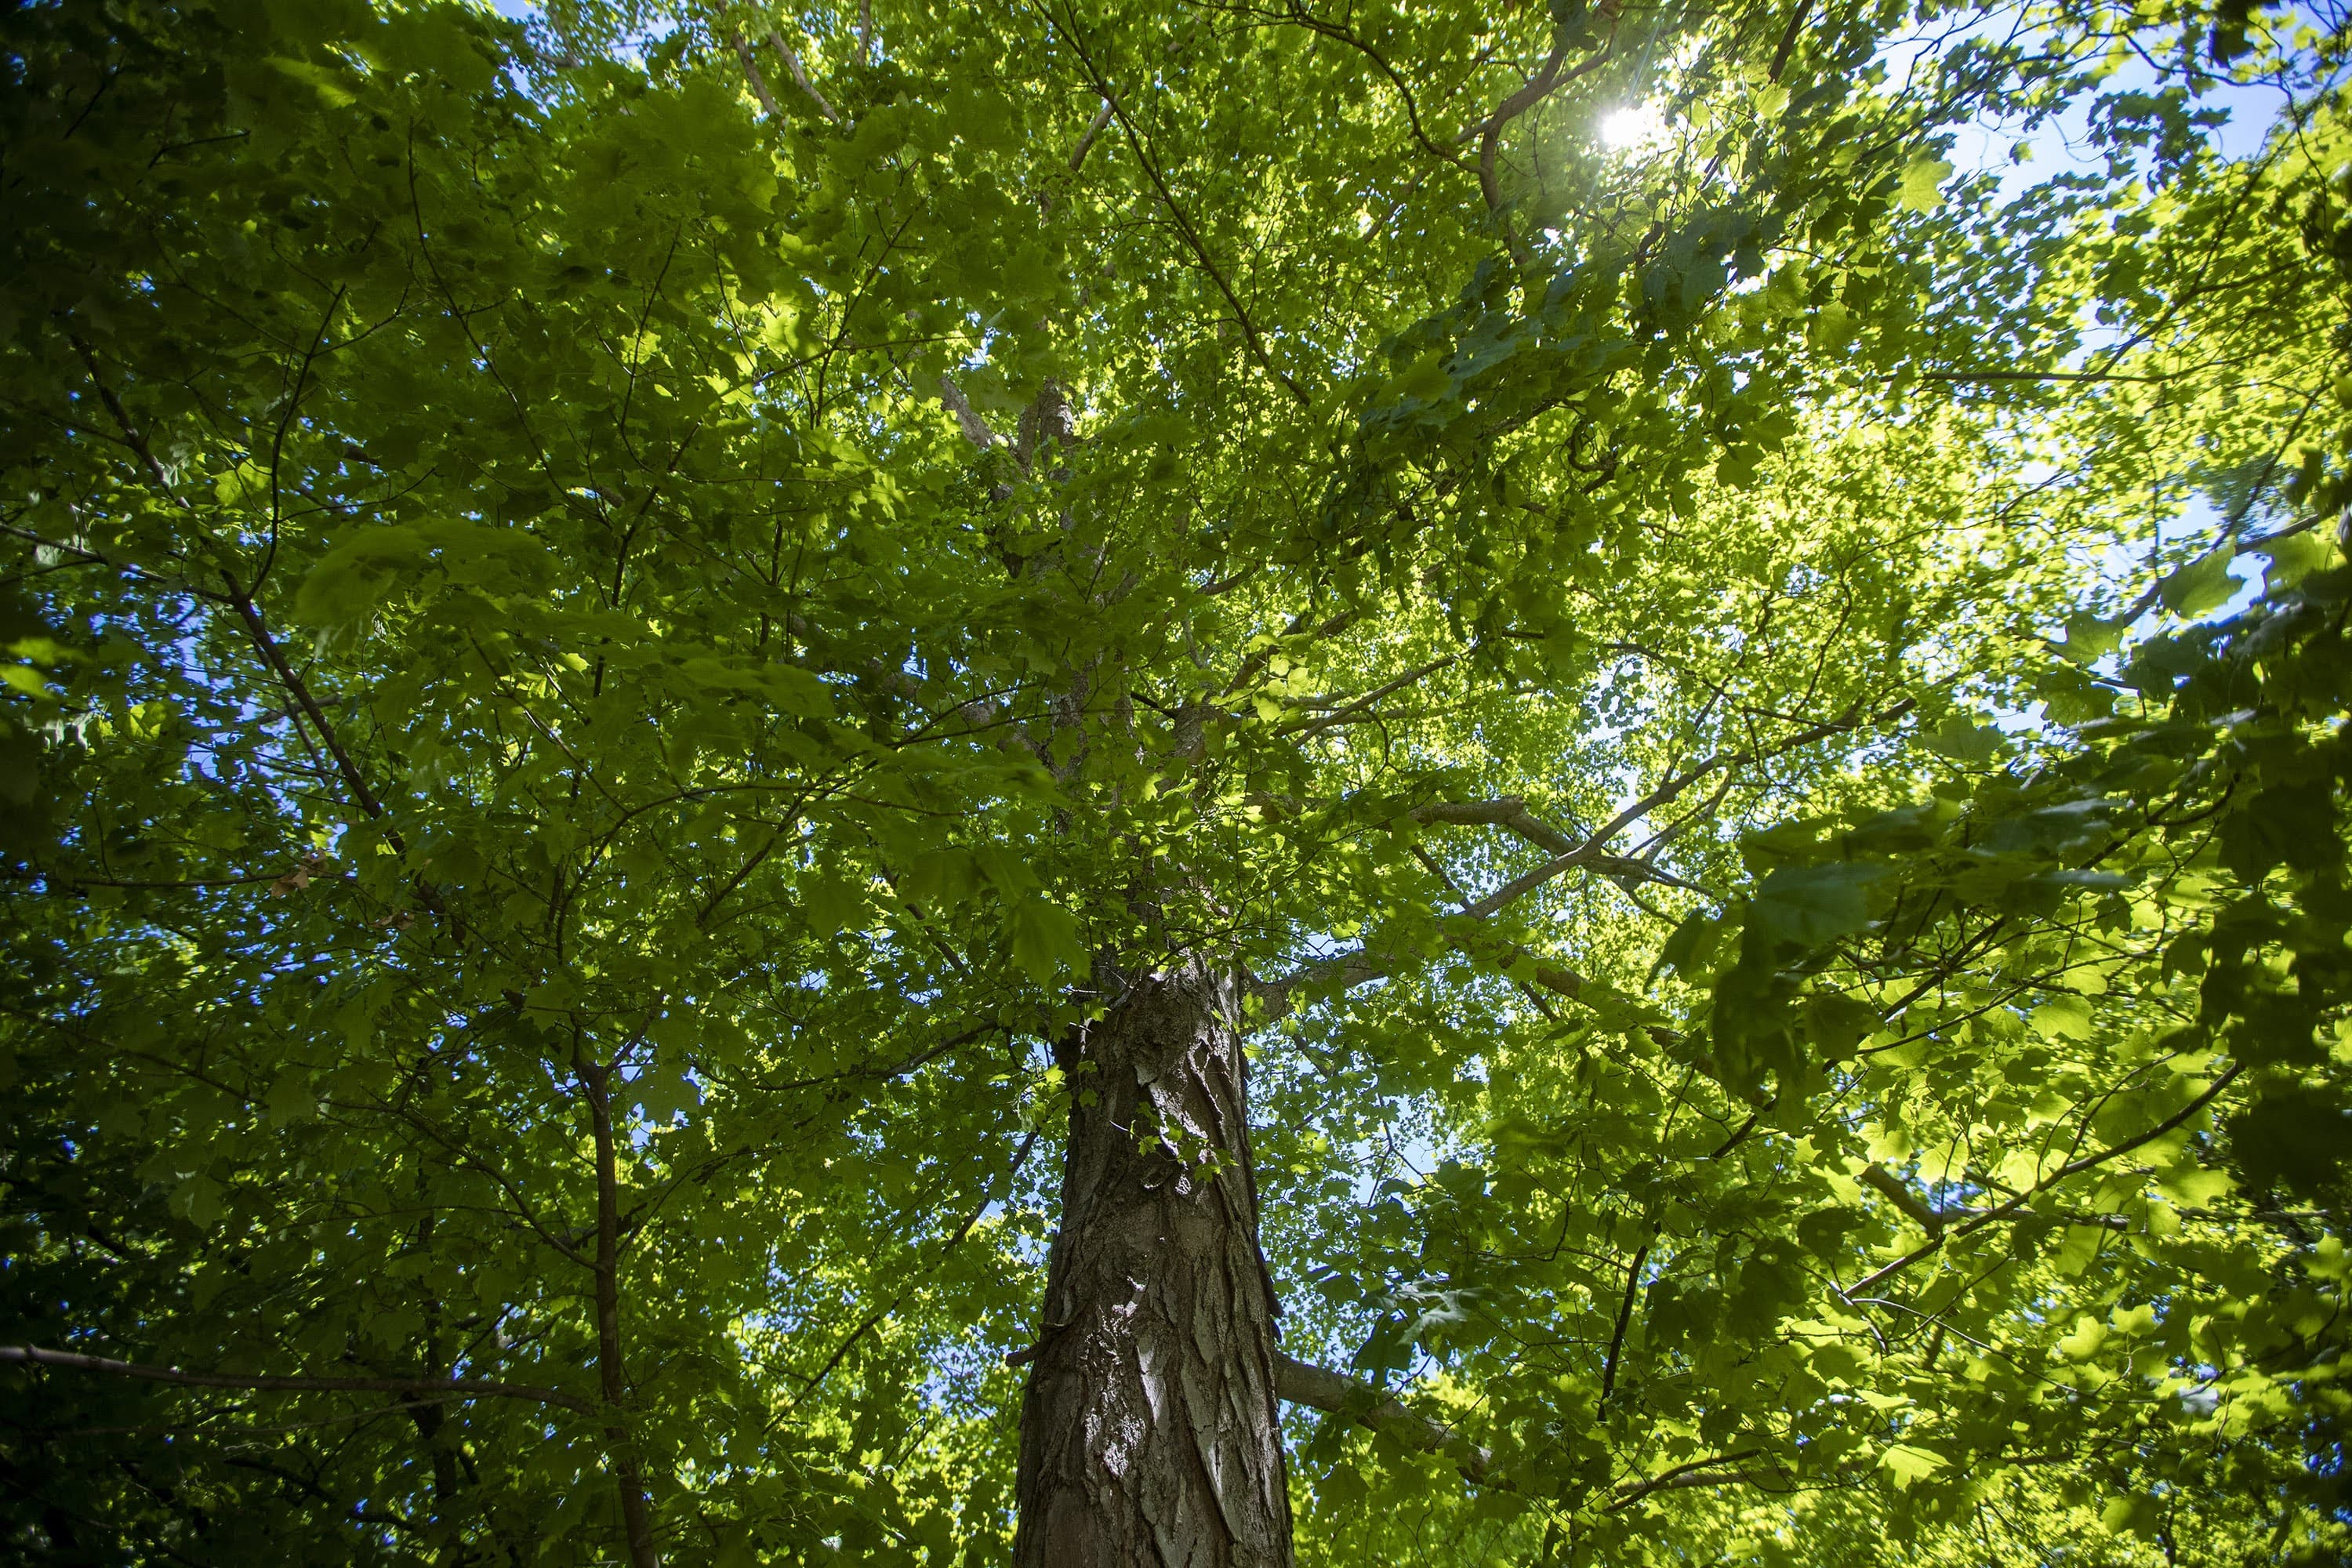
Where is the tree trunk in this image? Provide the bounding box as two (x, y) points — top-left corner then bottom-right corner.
(581, 1061), (662, 1568)
(1013, 960), (1294, 1567)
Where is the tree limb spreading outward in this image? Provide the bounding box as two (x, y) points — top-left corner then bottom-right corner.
(733, 28), (842, 125)
(1276, 1353), (1802, 1507)
(937, 376), (1000, 450)
(729, 32), (786, 122)
(1, 1344), (595, 1415)
(1273, 1352), (1497, 1483)
(769, 29), (844, 125)
(1465, 26), (1618, 214)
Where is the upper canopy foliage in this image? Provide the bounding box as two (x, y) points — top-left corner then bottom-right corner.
(2, 0), (2347, 1563)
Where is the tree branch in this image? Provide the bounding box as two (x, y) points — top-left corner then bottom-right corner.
(1281, 653), (1455, 739)
(67, 335), (416, 868)
(1274, 1352), (1497, 1483)
(1920, 368), (2174, 385)
(1604, 1449), (1788, 1510)
(225, 583), (401, 851)
(1843, 1062), (2243, 1296)
(1, 1344), (591, 1414)
(68, 334), (175, 492)
(1040, 99), (1116, 216)
(808, 1124), (1041, 1397)
(729, 31), (786, 121)
(1255, 698), (1915, 1022)
(1599, 1234), (1653, 1403)
(1860, 1164), (1945, 1236)
(937, 376), (1000, 451)
(1250, 927), (1586, 1025)
(1583, 696), (1918, 859)
(1278, 1352), (1798, 1508)
(1415, 700), (1911, 923)
(577, 1060), (662, 1568)
(767, 28), (844, 125)
(1051, 7), (1308, 406)
(1272, 5), (1468, 170)
(1459, 841), (1610, 919)
(1465, 30), (1617, 212)
(1410, 797), (1577, 856)
(1067, 97), (1114, 173)
(1766, 0), (1813, 83)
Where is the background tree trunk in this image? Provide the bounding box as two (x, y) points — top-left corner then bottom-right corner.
(1013, 960), (1294, 1567)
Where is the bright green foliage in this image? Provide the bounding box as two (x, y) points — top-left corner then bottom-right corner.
(2, 2), (2347, 1564)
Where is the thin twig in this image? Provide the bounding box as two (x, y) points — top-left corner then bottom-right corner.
(1051, 7), (1308, 405)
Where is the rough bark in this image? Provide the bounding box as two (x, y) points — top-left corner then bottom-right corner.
(1013, 960), (1293, 1568)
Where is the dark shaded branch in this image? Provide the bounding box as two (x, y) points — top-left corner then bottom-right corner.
(1604, 1449), (1787, 1511)
(1860, 1164), (1945, 1235)
(1767, 0), (1813, 82)
(1921, 368), (2173, 384)
(225, 583), (400, 849)
(807, 1124), (1040, 1397)
(1282, 653), (1456, 739)
(1269, 4), (1468, 169)
(1844, 1062), (2244, 1295)
(1466, 31), (1616, 212)
(1, 1345), (590, 1414)
(1599, 1235), (1653, 1403)
(68, 335), (175, 492)
(1279, 1354), (1799, 1507)
(578, 1060), (661, 1568)
(1410, 797), (1577, 856)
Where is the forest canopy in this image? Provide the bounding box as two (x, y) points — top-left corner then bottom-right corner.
(3, 1), (2350, 1564)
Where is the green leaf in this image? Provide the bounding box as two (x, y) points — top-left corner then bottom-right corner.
(293, 526), (432, 624)
(265, 56), (358, 110)
(2029, 994), (2093, 1040)
(265, 1072), (316, 1127)
(2056, 1314), (2109, 1362)
(176, 1173), (225, 1230)
(1751, 863), (1884, 945)
(2101, 1495), (2161, 1540)
(2157, 550), (2236, 617)
(1923, 717), (2001, 764)
(1896, 156), (1954, 212)
(1007, 898), (1084, 982)
(2228, 1090), (2352, 1196)
(1382, 350), (1454, 406)
(1880, 1443), (1947, 1488)
(2058, 610), (2127, 663)
(2256, 528), (2338, 586)
(1653, 909), (1724, 982)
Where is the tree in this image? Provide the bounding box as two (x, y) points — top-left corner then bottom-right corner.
(2, 1), (2347, 1564)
